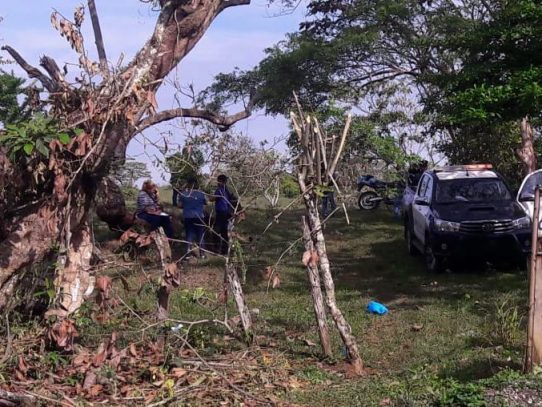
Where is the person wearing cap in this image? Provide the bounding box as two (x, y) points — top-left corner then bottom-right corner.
(136, 180), (174, 238)
(178, 176), (207, 259)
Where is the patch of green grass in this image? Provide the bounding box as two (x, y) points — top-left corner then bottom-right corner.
(77, 203), (532, 405)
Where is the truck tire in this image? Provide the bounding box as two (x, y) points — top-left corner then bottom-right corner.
(404, 222), (419, 256)
(424, 238), (445, 273)
(358, 191), (380, 210)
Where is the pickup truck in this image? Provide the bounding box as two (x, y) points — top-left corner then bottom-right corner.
(403, 164), (531, 272)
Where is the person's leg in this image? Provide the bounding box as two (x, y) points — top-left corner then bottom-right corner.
(322, 194), (329, 217)
(160, 216), (174, 239)
(195, 220), (205, 257)
(216, 212), (229, 254)
(184, 218), (196, 255)
(172, 189), (178, 207)
(330, 192), (336, 210)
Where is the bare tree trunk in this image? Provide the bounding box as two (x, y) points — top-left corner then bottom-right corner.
(302, 217), (333, 358)
(519, 117), (537, 176)
(225, 261), (253, 343)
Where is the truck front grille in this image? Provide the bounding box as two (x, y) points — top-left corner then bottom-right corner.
(459, 220), (514, 234)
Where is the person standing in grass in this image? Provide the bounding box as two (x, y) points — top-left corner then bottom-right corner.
(212, 174), (237, 255)
(178, 176), (207, 259)
(136, 180), (174, 238)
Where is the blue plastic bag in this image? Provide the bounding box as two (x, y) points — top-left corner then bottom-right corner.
(367, 301), (389, 315)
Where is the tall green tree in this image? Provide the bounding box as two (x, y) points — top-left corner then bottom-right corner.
(428, 0), (542, 175)
(0, 73), (31, 126)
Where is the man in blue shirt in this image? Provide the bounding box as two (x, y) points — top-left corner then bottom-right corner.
(212, 174), (236, 255)
(178, 177), (207, 259)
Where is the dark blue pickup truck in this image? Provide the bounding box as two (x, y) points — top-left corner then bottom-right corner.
(403, 165), (531, 272)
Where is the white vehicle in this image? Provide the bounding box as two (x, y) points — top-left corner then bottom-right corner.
(517, 169), (542, 236)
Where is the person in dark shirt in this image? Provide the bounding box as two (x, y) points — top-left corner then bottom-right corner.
(178, 177), (207, 259)
(212, 174), (237, 255)
(136, 180), (174, 238)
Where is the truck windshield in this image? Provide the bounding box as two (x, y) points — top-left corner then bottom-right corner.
(435, 179), (511, 203)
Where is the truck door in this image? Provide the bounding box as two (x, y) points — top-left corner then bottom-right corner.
(412, 174), (433, 244)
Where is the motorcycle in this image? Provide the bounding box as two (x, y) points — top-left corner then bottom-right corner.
(357, 175), (404, 211)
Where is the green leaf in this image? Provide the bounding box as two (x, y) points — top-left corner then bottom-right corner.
(35, 139), (49, 158)
(74, 128), (84, 136)
(58, 133), (71, 145)
(23, 143), (34, 155)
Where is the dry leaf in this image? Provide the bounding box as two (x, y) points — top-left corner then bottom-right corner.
(271, 273), (281, 289)
(120, 229), (140, 245)
(171, 367), (188, 378)
(129, 343), (138, 358)
(411, 323), (424, 332)
(48, 319), (79, 351)
(135, 234), (152, 247)
(87, 384), (103, 397)
(304, 339), (317, 347)
(96, 276), (111, 294)
(262, 266), (274, 280)
(302, 250), (311, 266)
(92, 342), (108, 367)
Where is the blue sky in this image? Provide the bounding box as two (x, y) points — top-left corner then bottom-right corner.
(1, 1), (305, 183)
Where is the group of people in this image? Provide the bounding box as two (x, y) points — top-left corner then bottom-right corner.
(135, 175), (237, 259)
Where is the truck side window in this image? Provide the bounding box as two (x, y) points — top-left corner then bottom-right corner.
(424, 177), (434, 202)
(418, 175), (429, 197)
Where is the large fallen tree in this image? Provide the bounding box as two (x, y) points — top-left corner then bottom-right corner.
(0, 0), (254, 320)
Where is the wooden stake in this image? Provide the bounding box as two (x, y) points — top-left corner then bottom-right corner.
(526, 187), (542, 371)
(302, 216), (332, 358)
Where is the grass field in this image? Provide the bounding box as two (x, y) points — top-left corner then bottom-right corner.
(6, 195), (539, 406)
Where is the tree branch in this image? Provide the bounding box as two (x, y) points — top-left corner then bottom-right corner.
(137, 106), (251, 133)
(219, 0), (251, 12)
(1, 46), (57, 92)
(87, 0), (109, 77)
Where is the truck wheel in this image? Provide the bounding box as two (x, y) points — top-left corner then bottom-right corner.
(404, 223), (419, 256)
(358, 191), (380, 210)
(424, 240), (445, 273)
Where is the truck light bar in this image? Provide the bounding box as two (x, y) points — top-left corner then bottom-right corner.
(434, 164), (493, 172)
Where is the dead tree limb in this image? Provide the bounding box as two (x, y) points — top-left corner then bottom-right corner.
(137, 106), (251, 133)
(302, 216), (332, 358)
(87, 0), (109, 77)
(1, 46), (57, 91)
(292, 100), (364, 375)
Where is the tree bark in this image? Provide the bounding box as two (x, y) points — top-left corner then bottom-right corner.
(0, 206), (58, 310)
(54, 222), (95, 316)
(153, 228), (180, 320)
(302, 216), (333, 358)
(519, 117), (537, 176)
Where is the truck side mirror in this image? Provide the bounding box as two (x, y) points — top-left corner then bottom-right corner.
(415, 198), (429, 206)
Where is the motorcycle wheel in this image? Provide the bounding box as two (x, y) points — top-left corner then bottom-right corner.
(358, 191), (380, 210)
